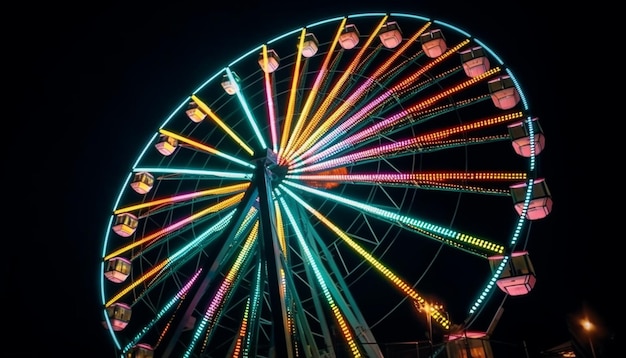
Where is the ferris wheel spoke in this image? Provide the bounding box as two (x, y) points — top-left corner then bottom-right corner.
(158, 129), (256, 169)
(283, 180), (504, 257)
(188, 93), (255, 156)
(104, 193), (244, 261)
(279, 19), (348, 164)
(284, 16), (390, 162)
(279, 184), (452, 331)
(293, 38), (471, 165)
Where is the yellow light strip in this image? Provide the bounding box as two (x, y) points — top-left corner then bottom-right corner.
(105, 259), (169, 307)
(113, 183), (249, 214)
(305, 201), (451, 329)
(274, 200), (287, 257)
(103, 193), (245, 261)
(280, 17), (347, 163)
(285, 16), (390, 161)
(190, 95), (254, 156)
(279, 28), (307, 159)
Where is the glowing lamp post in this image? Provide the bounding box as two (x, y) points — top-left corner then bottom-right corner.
(415, 301), (444, 357)
(581, 318), (597, 358)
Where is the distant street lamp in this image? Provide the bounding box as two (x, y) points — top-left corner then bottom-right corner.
(581, 318), (598, 358)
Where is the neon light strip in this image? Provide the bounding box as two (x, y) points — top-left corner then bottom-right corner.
(231, 65), (267, 150)
(160, 129), (256, 169)
(279, 17), (347, 165)
(133, 167), (252, 179)
(279, 185), (451, 330)
(288, 171), (527, 184)
(295, 94), (481, 168)
(283, 180), (503, 255)
(242, 263), (263, 357)
(289, 21), (436, 163)
(104, 193), (245, 261)
(114, 183), (249, 214)
(274, 200), (287, 257)
(121, 269), (203, 354)
(184, 222), (259, 358)
(291, 65), (501, 170)
(109, 212), (234, 309)
(284, 16), (389, 162)
(294, 35), (471, 166)
(280, 28), (307, 157)
(231, 297), (251, 357)
(106, 260), (169, 307)
(260, 46), (279, 153)
(278, 196), (363, 357)
(190, 93), (254, 156)
(291, 110), (520, 174)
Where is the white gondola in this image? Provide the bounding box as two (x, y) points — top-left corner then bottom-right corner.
(221, 71), (240, 95)
(102, 302), (132, 331)
(130, 171), (154, 194)
(378, 21), (402, 49)
(339, 24), (360, 50)
(446, 331), (494, 358)
(460, 46), (490, 77)
(155, 134), (178, 156)
(104, 257), (131, 283)
(127, 343), (154, 358)
(300, 33), (319, 58)
(185, 101), (206, 122)
(258, 49), (280, 73)
(420, 29), (447, 58)
(488, 75), (520, 110)
(510, 178), (553, 220)
(112, 213), (138, 237)
(488, 251), (536, 296)
(508, 118), (545, 157)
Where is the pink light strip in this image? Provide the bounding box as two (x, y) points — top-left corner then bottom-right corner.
(261, 45), (279, 153)
(291, 110), (519, 174)
(294, 40), (469, 167)
(279, 18), (348, 165)
(104, 193), (245, 261)
(284, 16), (390, 162)
(293, 38), (472, 165)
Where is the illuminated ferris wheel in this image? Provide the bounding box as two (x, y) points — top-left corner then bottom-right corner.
(100, 12), (552, 358)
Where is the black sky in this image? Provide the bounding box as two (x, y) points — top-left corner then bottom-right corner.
(17, 1), (616, 356)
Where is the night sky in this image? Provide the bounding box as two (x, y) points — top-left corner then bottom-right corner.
(18, 1), (615, 357)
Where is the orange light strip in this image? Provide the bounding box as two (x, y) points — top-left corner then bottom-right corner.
(290, 171), (527, 183)
(103, 193), (245, 261)
(190, 95), (254, 156)
(285, 16), (389, 162)
(279, 17), (347, 164)
(105, 259), (169, 307)
(113, 182), (249, 214)
(415, 111), (523, 143)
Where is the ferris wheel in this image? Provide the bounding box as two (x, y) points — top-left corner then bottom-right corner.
(99, 12), (552, 358)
